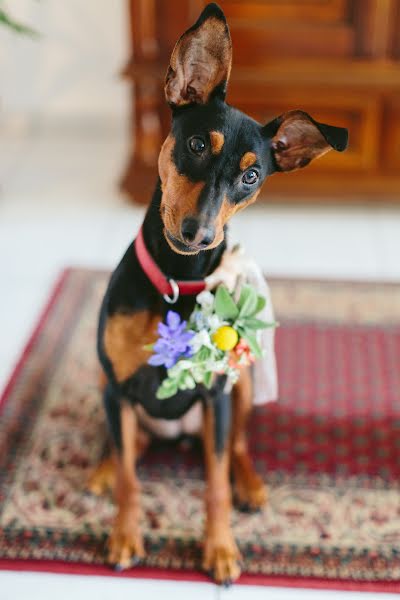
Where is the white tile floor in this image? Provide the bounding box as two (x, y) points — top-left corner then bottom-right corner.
(1, 122), (400, 599)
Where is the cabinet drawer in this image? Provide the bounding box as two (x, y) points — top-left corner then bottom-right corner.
(382, 96), (400, 171)
(193, 0), (355, 59)
(228, 81), (380, 173)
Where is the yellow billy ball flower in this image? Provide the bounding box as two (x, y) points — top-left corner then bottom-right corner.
(213, 326), (239, 351)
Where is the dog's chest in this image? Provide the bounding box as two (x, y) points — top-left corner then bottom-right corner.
(135, 402), (202, 438)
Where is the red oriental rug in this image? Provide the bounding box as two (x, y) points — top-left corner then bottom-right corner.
(1, 268), (400, 592)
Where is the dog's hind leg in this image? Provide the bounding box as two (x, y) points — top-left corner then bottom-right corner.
(103, 385), (145, 570)
(231, 367), (268, 512)
(202, 385), (242, 585)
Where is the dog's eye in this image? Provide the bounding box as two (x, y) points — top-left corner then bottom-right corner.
(189, 136), (206, 155)
(242, 169), (259, 185)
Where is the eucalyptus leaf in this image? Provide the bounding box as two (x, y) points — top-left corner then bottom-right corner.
(156, 379), (178, 399)
(184, 373), (196, 389)
(235, 324), (246, 337)
(203, 371), (213, 388)
(238, 285), (258, 318)
(214, 285), (239, 320)
(242, 332), (263, 359)
(196, 346), (212, 362)
(177, 371), (188, 386)
(237, 286), (250, 311)
(255, 295), (266, 314)
(241, 317), (269, 330)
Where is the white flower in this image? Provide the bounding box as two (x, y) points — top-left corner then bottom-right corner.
(191, 365), (204, 382)
(190, 310), (207, 331)
(228, 369), (240, 384)
(205, 356), (227, 373)
(196, 290), (214, 313)
(190, 330), (213, 353)
(206, 314), (221, 331)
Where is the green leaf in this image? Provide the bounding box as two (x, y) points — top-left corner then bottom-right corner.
(196, 346), (212, 362)
(192, 366), (205, 383)
(242, 333), (263, 359)
(238, 285), (258, 318)
(156, 378), (178, 399)
(237, 285), (251, 311)
(183, 373), (196, 390)
(0, 9), (39, 37)
(214, 285), (239, 320)
(236, 325), (246, 338)
(143, 343), (154, 351)
(241, 317), (269, 330)
(254, 294), (266, 315)
(177, 371), (188, 386)
(203, 371), (213, 389)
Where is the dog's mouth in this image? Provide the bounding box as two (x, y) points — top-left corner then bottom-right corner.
(164, 230), (203, 255)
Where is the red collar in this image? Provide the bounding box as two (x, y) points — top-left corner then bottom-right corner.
(135, 228), (206, 303)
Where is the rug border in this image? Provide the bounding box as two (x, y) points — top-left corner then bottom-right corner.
(0, 268), (70, 416)
(1, 268), (400, 592)
(0, 559), (400, 593)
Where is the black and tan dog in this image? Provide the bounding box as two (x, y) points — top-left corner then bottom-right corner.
(93, 2), (348, 584)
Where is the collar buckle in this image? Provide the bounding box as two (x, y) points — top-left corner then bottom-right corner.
(163, 278), (180, 304)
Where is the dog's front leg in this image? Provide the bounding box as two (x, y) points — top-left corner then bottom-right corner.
(202, 384), (242, 585)
(107, 395), (144, 570)
(231, 367), (268, 511)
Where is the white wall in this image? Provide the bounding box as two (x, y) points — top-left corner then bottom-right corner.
(0, 0), (129, 127)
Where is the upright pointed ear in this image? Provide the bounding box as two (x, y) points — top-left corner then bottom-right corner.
(264, 110), (349, 172)
(165, 3), (232, 107)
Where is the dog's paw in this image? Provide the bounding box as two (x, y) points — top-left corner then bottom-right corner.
(87, 457), (115, 496)
(203, 536), (242, 585)
(107, 521), (145, 571)
(234, 471), (268, 513)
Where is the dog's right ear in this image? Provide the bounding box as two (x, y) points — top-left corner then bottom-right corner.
(165, 3), (232, 108)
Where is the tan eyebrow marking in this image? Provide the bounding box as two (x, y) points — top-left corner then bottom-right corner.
(210, 131), (224, 155)
(240, 152), (257, 171)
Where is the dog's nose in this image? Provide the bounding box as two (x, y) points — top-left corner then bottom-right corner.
(181, 217), (214, 248)
(181, 217), (198, 243)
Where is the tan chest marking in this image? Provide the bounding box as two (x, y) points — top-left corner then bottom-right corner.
(104, 311), (160, 383)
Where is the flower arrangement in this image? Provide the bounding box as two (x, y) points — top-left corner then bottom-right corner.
(147, 284), (276, 399)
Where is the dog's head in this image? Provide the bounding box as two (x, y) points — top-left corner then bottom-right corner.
(158, 3), (348, 255)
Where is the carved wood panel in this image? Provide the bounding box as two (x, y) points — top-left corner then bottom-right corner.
(194, 0), (355, 59)
(391, 1), (400, 59)
(222, 0), (349, 22)
(382, 96), (400, 171)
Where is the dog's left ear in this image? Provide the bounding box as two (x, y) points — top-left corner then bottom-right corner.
(165, 3), (232, 107)
(264, 110), (348, 172)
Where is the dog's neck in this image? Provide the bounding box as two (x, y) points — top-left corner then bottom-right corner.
(141, 180), (226, 281)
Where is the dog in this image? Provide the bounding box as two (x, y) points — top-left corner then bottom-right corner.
(93, 2), (348, 584)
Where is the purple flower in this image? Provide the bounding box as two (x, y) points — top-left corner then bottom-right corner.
(148, 311), (194, 369)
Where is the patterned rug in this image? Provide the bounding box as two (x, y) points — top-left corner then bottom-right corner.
(1, 268), (400, 591)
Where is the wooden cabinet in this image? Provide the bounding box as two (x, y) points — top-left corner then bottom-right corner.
(120, 0), (400, 203)
(219, 0), (355, 60)
(383, 95), (400, 172)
